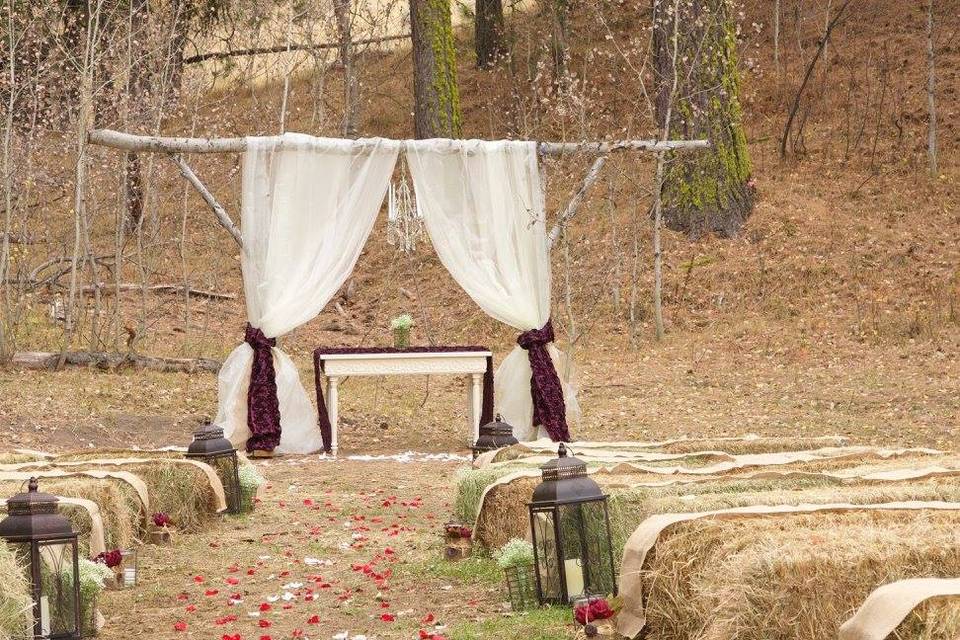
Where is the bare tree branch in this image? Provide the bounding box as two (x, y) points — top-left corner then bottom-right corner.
(182, 33), (410, 65)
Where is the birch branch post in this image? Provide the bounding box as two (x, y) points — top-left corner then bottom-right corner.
(167, 154), (243, 248)
(548, 155), (607, 247)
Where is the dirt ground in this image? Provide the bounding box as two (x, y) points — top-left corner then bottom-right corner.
(1, 323), (957, 639)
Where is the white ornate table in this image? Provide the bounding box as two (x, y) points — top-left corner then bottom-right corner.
(314, 349), (493, 455)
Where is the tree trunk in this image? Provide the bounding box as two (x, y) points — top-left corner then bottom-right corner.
(653, 0), (753, 237)
(926, 0), (938, 177)
(166, 0), (188, 100)
(549, 0), (569, 82)
(334, 0), (359, 136)
(475, 0), (505, 68)
(409, 0), (462, 139)
(773, 0), (780, 74)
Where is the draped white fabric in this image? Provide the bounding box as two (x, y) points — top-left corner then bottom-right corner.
(406, 139), (579, 441)
(216, 134), (400, 453)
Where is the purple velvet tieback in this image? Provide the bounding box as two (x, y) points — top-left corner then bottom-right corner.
(313, 346), (495, 454)
(517, 319), (571, 442)
(244, 323), (282, 453)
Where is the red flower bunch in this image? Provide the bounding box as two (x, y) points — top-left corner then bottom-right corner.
(94, 549), (123, 568)
(443, 522), (472, 539)
(153, 512), (173, 528)
(574, 598), (614, 625)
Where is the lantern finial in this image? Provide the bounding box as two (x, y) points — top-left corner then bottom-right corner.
(27, 477), (38, 493)
(557, 443), (567, 458)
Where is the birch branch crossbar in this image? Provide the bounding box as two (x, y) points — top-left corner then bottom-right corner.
(86, 129), (710, 249)
(88, 129), (709, 155)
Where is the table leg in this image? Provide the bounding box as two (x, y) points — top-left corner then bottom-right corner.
(327, 376), (340, 456)
(470, 373), (483, 446)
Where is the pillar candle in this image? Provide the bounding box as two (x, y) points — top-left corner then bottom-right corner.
(564, 558), (585, 600)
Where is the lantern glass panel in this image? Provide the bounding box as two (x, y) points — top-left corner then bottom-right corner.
(36, 539), (80, 640)
(556, 501), (616, 600)
(530, 509), (562, 603)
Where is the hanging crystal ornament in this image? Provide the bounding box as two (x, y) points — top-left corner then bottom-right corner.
(387, 159), (423, 254)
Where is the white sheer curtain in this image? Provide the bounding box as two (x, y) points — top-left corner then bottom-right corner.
(405, 139), (579, 441)
(216, 134), (400, 454)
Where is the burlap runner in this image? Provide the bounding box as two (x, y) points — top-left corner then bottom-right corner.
(485, 434), (850, 459)
(838, 578), (960, 640)
(616, 501), (960, 638)
(0, 495), (106, 557)
(481, 445), (939, 474)
(1, 457), (227, 513)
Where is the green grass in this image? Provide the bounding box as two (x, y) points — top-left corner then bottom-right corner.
(447, 606), (573, 640)
(400, 554), (503, 587)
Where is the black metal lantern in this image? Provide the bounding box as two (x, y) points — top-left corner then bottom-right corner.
(527, 444), (617, 605)
(471, 414), (520, 460)
(186, 420), (242, 514)
(0, 478), (81, 640)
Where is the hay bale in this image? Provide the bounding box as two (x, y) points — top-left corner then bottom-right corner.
(474, 476), (538, 550)
(473, 465), (960, 556)
(112, 461), (219, 532)
(0, 542), (30, 637)
(641, 511), (960, 640)
(889, 597), (960, 640)
(0, 478), (142, 552)
(19, 455), (223, 532)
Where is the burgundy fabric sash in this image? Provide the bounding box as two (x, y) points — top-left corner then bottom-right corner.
(313, 346), (494, 454)
(244, 323), (282, 453)
(517, 319), (571, 442)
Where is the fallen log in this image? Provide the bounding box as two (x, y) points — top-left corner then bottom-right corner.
(79, 283), (236, 300)
(11, 351), (221, 373)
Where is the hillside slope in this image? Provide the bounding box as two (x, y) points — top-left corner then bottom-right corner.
(2, 0), (957, 452)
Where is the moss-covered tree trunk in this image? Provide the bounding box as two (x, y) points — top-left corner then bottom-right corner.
(653, 0), (753, 237)
(475, 0), (505, 68)
(409, 0), (463, 138)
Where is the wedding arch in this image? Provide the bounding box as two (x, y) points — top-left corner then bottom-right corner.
(87, 129), (708, 455)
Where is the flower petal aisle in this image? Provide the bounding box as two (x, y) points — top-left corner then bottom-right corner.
(97, 457), (515, 640)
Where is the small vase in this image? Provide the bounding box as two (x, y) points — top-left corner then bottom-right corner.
(149, 527), (173, 545)
(393, 327), (410, 349)
(114, 570), (124, 589)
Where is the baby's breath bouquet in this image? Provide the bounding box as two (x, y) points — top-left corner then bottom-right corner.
(238, 462), (266, 512)
(390, 313), (413, 349)
(495, 539), (537, 611)
(494, 538), (535, 569)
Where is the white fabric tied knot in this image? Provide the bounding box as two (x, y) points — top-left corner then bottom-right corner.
(405, 139), (579, 441)
(216, 135), (401, 454)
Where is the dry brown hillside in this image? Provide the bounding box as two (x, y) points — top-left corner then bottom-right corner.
(1, 0), (957, 454)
